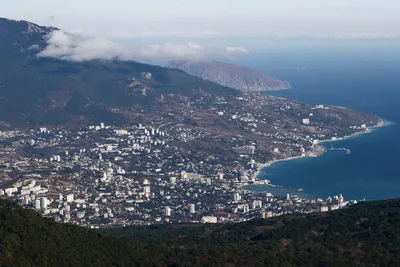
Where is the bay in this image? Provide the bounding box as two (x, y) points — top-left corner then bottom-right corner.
(238, 44), (400, 200)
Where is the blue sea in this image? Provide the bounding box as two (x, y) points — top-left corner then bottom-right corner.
(237, 43), (400, 201)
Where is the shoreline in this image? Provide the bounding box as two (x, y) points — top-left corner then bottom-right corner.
(318, 119), (393, 145)
(249, 119), (393, 190)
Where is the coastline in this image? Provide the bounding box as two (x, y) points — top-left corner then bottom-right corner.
(318, 119), (393, 145)
(250, 119), (393, 185)
(251, 155), (308, 182)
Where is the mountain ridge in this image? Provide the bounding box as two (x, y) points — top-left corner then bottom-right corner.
(166, 60), (292, 92)
(0, 18), (241, 127)
(0, 17), (384, 169)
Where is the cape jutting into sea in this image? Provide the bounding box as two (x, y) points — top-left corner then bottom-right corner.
(240, 47), (400, 201)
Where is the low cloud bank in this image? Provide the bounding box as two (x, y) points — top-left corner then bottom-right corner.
(333, 33), (397, 40)
(38, 30), (249, 62)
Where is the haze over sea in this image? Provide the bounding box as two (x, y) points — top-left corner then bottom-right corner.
(237, 42), (400, 201)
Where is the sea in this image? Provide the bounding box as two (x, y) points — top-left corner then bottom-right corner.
(236, 42), (400, 201)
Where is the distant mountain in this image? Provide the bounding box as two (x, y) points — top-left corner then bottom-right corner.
(166, 60), (291, 92)
(0, 18), (239, 127)
(1, 197), (400, 266)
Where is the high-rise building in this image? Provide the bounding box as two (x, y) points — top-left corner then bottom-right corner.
(261, 211), (273, 219)
(252, 200), (262, 209)
(23, 195), (30, 205)
(40, 197), (48, 210)
(143, 186), (151, 197)
(164, 206), (172, 217)
(189, 204), (195, 214)
(243, 204), (249, 213)
(35, 199), (41, 210)
(66, 193), (74, 203)
(233, 192), (241, 202)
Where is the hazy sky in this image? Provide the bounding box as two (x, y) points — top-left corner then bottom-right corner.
(1, 0), (399, 40)
(2, 0), (399, 63)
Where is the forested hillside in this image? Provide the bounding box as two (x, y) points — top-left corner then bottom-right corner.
(1, 198), (400, 266)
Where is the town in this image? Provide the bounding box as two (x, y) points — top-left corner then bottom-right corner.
(0, 93), (375, 228)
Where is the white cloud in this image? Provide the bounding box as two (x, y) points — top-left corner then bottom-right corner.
(116, 29), (219, 39)
(203, 29), (219, 36)
(139, 42), (204, 59)
(28, 44), (40, 51)
(225, 47), (249, 54)
(37, 30), (249, 62)
(38, 31), (126, 61)
(333, 32), (398, 40)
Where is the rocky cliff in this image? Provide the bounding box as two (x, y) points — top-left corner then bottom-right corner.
(166, 60), (291, 92)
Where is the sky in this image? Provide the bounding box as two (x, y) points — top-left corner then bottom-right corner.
(1, 0), (399, 62)
(1, 0), (399, 40)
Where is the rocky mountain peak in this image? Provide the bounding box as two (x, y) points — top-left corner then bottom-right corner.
(166, 60), (291, 92)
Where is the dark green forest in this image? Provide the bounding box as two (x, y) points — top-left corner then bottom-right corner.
(1, 198), (400, 266)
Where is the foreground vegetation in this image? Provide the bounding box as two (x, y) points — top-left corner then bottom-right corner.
(1, 198), (400, 266)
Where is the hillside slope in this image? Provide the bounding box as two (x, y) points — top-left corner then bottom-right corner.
(166, 60), (291, 92)
(0, 199), (160, 266)
(0, 18), (239, 127)
(1, 198), (400, 266)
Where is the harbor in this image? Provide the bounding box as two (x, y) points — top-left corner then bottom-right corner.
(328, 145), (351, 154)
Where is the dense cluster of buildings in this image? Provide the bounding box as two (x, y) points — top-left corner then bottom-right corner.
(0, 92), (376, 228)
(0, 116), (361, 228)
